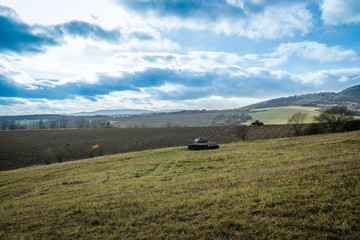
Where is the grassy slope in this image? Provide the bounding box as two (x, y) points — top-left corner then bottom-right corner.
(246, 106), (320, 124)
(1, 131), (359, 239)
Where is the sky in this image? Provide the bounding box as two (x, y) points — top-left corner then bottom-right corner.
(0, 0), (360, 115)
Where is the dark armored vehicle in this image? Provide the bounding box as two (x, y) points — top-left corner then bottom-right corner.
(188, 137), (219, 150)
(251, 120), (264, 126)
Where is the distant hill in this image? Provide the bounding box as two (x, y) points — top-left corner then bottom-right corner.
(338, 84), (360, 99)
(242, 84), (360, 110)
(71, 109), (182, 116)
(72, 109), (154, 116)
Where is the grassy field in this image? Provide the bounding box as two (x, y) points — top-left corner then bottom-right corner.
(246, 106), (320, 124)
(1, 131), (359, 239)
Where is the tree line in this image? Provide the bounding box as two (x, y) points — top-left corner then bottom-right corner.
(287, 106), (358, 136)
(238, 106), (360, 141)
(0, 117), (111, 130)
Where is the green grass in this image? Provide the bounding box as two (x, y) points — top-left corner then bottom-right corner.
(1, 131), (360, 239)
(246, 106), (320, 124)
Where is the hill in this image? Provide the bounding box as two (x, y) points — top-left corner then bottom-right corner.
(242, 84), (360, 110)
(72, 109), (154, 116)
(71, 109), (182, 116)
(339, 84), (360, 99)
(1, 131), (359, 239)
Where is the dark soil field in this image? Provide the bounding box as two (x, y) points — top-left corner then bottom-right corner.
(0, 125), (295, 171)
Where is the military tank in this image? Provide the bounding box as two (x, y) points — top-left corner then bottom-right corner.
(251, 120), (264, 126)
(188, 137), (219, 150)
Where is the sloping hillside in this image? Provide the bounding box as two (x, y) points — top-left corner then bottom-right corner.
(339, 84), (360, 99)
(1, 131), (359, 239)
(243, 84), (360, 109)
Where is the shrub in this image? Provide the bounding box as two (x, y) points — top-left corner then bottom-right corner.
(54, 146), (66, 163)
(38, 147), (55, 165)
(342, 120), (360, 132)
(305, 123), (326, 135)
(238, 126), (248, 141)
(88, 144), (104, 157)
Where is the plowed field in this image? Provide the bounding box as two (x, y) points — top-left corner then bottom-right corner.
(0, 125), (294, 170)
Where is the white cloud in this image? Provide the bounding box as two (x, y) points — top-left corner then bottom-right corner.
(263, 41), (358, 67)
(0, 93), (265, 115)
(117, 0), (313, 40)
(1, 0), (359, 116)
(0, 91), (188, 115)
(108, 51), (244, 74)
(2, 66), (359, 115)
(321, 0), (360, 25)
(295, 68), (360, 85)
(215, 5), (313, 39)
(0, 0), (170, 48)
(0, 35), (180, 87)
(149, 4), (313, 40)
(3, 43), (357, 95)
(1, 0), (135, 28)
(181, 96), (265, 110)
(338, 75), (349, 82)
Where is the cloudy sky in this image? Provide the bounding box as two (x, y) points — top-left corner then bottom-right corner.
(0, 0), (359, 115)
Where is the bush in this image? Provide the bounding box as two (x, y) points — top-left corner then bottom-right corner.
(38, 147), (55, 165)
(305, 123), (326, 135)
(342, 120), (360, 132)
(238, 126), (249, 141)
(36, 146), (68, 164)
(88, 144), (104, 157)
(54, 146), (66, 163)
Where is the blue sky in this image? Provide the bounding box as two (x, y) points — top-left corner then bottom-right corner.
(0, 0), (359, 115)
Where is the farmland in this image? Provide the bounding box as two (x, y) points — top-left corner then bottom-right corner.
(245, 106), (320, 125)
(1, 131), (359, 239)
(0, 125), (297, 171)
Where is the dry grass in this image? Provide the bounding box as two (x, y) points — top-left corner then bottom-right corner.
(1, 131), (360, 239)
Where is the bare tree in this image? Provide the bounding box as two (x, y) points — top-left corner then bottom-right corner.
(91, 121), (98, 128)
(37, 119), (46, 129)
(76, 117), (87, 128)
(1, 120), (9, 130)
(49, 119), (58, 129)
(314, 106), (353, 133)
(9, 121), (17, 130)
(288, 112), (308, 136)
(29, 121), (36, 130)
(238, 125), (249, 141)
(60, 117), (69, 128)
